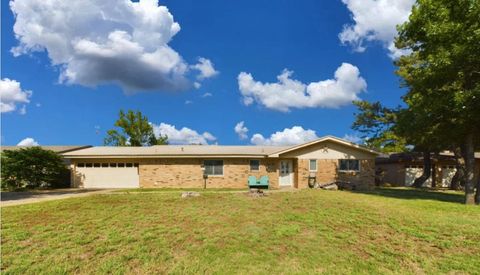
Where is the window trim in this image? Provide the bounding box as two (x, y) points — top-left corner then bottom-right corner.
(249, 159), (260, 172)
(203, 159), (224, 176)
(338, 159), (361, 172)
(309, 159), (317, 172)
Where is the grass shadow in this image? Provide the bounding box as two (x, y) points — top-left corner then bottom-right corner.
(354, 187), (465, 204)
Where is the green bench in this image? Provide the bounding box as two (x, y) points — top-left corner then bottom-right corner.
(248, 175), (269, 189)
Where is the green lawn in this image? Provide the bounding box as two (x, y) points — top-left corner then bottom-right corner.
(2, 188), (480, 274)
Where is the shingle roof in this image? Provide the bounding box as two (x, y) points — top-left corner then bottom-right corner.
(1, 145), (91, 153)
(62, 145), (290, 158)
(61, 136), (380, 158)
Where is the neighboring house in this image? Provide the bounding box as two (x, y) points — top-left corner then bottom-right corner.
(376, 152), (480, 187)
(62, 136), (379, 189)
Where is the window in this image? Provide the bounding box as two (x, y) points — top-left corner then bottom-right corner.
(118, 163), (125, 168)
(204, 160), (223, 175)
(109, 163), (117, 168)
(250, 160), (260, 171)
(93, 163), (100, 168)
(78, 163), (85, 168)
(86, 163), (93, 168)
(309, 159), (317, 171)
(339, 159), (360, 172)
(126, 163), (133, 168)
(101, 163), (108, 168)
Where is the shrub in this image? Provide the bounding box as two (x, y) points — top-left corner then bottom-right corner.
(1, 147), (70, 190)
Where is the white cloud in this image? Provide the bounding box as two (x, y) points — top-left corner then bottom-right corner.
(0, 78), (32, 113)
(343, 134), (363, 144)
(194, 82), (201, 89)
(238, 63), (367, 112)
(152, 123), (216, 145)
(191, 57), (219, 80)
(234, 121), (249, 140)
(184, 100), (193, 105)
(201, 92), (212, 98)
(251, 126), (318, 146)
(339, 0), (415, 58)
(9, 0), (200, 93)
(17, 137), (39, 146)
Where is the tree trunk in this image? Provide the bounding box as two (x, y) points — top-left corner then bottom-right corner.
(476, 174), (480, 205)
(413, 151), (431, 188)
(464, 133), (476, 205)
(451, 146), (466, 190)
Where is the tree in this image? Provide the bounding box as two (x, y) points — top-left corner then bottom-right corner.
(352, 101), (408, 153)
(1, 147), (70, 190)
(104, 110), (168, 146)
(395, 0), (480, 204)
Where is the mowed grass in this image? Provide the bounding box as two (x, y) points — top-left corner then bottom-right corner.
(2, 188), (480, 274)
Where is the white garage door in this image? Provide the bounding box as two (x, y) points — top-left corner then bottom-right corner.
(405, 165), (432, 187)
(76, 162), (139, 188)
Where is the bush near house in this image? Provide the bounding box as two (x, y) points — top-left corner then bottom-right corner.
(1, 147), (70, 190)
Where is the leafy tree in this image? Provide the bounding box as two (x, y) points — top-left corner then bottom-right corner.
(104, 110), (168, 146)
(1, 147), (70, 190)
(352, 101), (408, 153)
(395, 0), (480, 204)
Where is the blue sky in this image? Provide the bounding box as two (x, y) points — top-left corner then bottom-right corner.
(1, 0), (413, 146)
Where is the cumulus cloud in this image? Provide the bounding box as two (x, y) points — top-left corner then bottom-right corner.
(9, 0), (205, 93)
(339, 0), (414, 58)
(0, 78), (32, 113)
(238, 63), (366, 112)
(152, 123), (216, 145)
(17, 137), (39, 146)
(250, 126), (318, 146)
(234, 121), (249, 140)
(191, 57), (219, 80)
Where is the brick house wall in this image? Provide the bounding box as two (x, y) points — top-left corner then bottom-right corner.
(297, 159), (375, 190)
(139, 158), (280, 189)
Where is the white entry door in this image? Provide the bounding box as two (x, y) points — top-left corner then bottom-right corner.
(279, 160), (293, 186)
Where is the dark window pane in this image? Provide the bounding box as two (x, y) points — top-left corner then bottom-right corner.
(110, 163), (117, 168)
(250, 160), (260, 171)
(349, 160), (359, 171)
(118, 163), (125, 168)
(101, 163), (108, 167)
(85, 163), (93, 168)
(78, 163), (85, 167)
(126, 163), (133, 168)
(134, 163), (139, 167)
(339, 160), (348, 171)
(204, 160), (223, 175)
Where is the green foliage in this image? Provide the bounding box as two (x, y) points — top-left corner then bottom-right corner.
(352, 101), (408, 153)
(395, 0), (480, 145)
(1, 147), (70, 190)
(104, 110), (168, 146)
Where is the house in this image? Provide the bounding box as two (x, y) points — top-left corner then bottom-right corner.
(0, 145), (92, 154)
(62, 136), (379, 189)
(376, 152), (480, 187)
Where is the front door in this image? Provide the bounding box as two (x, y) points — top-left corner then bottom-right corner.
(279, 160), (293, 186)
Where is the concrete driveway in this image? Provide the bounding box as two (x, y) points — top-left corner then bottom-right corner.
(1, 189), (113, 207)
